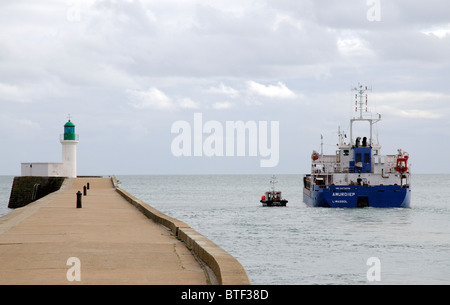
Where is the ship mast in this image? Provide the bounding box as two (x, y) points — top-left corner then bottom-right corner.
(354, 84), (370, 119)
(270, 175), (278, 192)
(350, 83), (381, 147)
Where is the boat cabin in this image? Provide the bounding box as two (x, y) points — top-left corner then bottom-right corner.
(262, 191), (283, 201)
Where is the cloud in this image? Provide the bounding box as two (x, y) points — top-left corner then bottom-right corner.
(127, 88), (202, 111)
(127, 87), (176, 110)
(207, 83), (239, 98)
(421, 24), (450, 39)
(1, 0), (450, 175)
(336, 31), (375, 58)
(178, 97), (200, 109)
(396, 109), (442, 119)
(246, 81), (297, 99)
(373, 91), (450, 119)
(18, 118), (41, 129)
(377, 105), (442, 119)
(212, 101), (234, 110)
(0, 82), (30, 103)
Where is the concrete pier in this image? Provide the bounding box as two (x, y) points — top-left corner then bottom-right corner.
(0, 177), (250, 285)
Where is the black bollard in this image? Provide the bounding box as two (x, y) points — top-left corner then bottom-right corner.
(87, 182), (90, 190)
(76, 191), (82, 208)
(83, 185), (87, 196)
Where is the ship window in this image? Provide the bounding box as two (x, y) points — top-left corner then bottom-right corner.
(356, 153), (362, 163)
(343, 150), (349, 156)
(364, 153), (370, 163)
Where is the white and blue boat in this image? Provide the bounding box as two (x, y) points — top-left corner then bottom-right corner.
(303, 84), (411, 208)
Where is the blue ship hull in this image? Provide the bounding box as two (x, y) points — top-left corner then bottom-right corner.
(303, 184), (411, 208)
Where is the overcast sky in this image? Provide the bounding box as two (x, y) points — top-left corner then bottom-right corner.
(1, 0), (450, 175)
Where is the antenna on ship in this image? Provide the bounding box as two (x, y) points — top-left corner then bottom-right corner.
(352, 83), (372, 119)
(349, 83), (381, 147)
(270, 175), (278, 191)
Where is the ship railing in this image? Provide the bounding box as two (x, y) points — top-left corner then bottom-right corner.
(377, 155), (410, 175)
(312, 159), (346, 174)
(318, 155), (336, 163)
(313, 154), (404, 175)
(384, 155), (398, 173)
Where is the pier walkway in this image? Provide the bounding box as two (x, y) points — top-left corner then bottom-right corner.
(0, 177), (214, 284)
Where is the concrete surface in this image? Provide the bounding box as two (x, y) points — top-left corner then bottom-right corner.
(0, 177), (209, 284)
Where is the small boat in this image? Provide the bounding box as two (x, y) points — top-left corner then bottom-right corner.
(260, 175), (288, 207)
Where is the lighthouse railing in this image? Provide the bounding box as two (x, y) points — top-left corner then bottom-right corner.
(60, 134), (79, 141)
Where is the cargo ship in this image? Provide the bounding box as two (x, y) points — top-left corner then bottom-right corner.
(303, 84), (411, 208)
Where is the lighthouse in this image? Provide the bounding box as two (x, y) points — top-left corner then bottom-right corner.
(60, 119), (79, 178)
(20, 118), (79, 177)
(13, 119), (80, 208)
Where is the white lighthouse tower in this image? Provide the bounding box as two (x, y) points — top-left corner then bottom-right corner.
(60, 119), (79, 178)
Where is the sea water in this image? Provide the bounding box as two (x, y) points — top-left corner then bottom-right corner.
(1, 174), (449, 284)
(0, 176), (13, 218)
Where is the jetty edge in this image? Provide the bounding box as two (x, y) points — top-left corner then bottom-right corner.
(112, 176), (251, 285)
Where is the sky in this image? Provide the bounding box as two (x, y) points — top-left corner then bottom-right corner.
(1, 0), (450, 175)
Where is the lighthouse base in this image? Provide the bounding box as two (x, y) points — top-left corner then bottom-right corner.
(21, 162), (65, 177)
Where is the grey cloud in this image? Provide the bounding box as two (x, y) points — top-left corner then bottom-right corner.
(1, 0), (450, 174)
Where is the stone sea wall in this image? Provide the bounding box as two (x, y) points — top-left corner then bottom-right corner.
(8, 176), (66, 209)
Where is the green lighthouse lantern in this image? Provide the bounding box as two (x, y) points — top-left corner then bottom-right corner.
(64, 120), (76, 140)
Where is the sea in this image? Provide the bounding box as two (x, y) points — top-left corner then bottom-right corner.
(1, 174), (449, 285)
